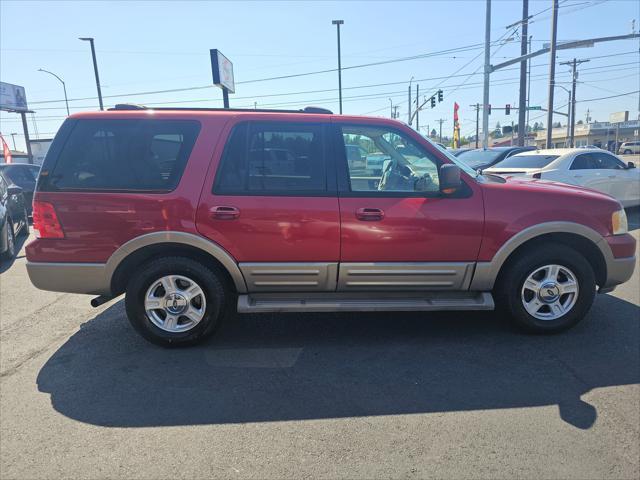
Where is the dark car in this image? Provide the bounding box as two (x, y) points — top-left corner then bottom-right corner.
(1, 171), (29, 261)
(0, 163), (40, 215)
(456, 146), (536, 170)
(450, 148), (472, 157)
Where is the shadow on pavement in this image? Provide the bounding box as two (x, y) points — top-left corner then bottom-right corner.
(0, 229), (29, 274)
(37, 291), (639, 430)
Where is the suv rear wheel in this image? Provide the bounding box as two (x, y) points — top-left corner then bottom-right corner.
(125, 257), (228, 346)
(496, 244), (596, 333)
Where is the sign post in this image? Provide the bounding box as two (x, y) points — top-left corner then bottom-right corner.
(610, 111), (629, 152)
(210, 49), (235, 109)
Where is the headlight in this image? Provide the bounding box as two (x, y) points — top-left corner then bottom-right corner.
(611, 209), (628, 235)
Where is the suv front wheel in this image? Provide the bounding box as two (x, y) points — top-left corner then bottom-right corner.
(496, 244), (596, 333)
(125, 256), (228, 346)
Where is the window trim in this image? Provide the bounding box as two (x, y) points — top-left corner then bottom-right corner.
(38, 118), (201, 194)
(212, 120), (336, 197)
(332, 123), (471, 199)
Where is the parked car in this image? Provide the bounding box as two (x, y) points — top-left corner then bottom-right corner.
(450, 148), (472, 157)
(26, 106), (635, 346)
(484, 148), (640, 207)
(456, 146), (536, 170)
(0, 163), (40, 215)
(345, 144), (367, 170)
(618, 141), (640, 155)
(1, 171), (29, 261)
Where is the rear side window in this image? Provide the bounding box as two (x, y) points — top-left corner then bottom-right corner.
(214, 122), (327, 195)
(1, 166), (37, 187)
(46, 119), (200, 191)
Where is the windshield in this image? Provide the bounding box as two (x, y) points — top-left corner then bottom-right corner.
(422, 137), (478, 177)
(456, 149), (503, 168)
(491, 154), (560, 169)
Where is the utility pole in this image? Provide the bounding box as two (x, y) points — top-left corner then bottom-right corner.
(437, 118), (446, 143)
(9, 133), (17, 150)
(517, 0), (529, 145)
(415, 84), (420, 131)
(561, 58), (590, 147)
(482, 0), (491, 149)
(471, 103), (480, 148)
(389, 98), (394, 118)
(545, 0), (559, 148)
(332, 20), (344, 114)
(79, 37), (104, 110)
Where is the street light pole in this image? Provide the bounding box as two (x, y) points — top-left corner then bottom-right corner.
(482, 0), (491, 149)
(79, 37), (104, 110)
(10, 133), (17, 150)
(545, 0), (559, 148)
(37, 68), (70, 116)
(408, 76), (414, 125)
(389, 98), (393, 118)
(331, 20), (344, 114)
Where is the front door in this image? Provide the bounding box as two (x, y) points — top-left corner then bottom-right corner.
(197, 119), (340, 292)
(333, 121), (484, 291)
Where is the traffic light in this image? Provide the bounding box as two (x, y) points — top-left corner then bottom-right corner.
(430, 96), (436, 108)
(437, 89), (443, 102)
(487, 104), (491, 115)
(505, 104), (511, 115)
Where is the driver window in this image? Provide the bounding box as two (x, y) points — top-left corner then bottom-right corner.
(341, 125), (440, 194)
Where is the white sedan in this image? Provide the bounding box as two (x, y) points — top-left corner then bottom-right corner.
(484, 148), (640, 207)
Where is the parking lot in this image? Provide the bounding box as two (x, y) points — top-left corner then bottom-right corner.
(0, 209), (638, 479)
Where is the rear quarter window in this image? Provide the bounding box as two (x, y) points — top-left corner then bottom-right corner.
(43, 119), (200, 192)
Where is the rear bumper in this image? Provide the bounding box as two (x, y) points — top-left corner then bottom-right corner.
(26, 261), (111, 296)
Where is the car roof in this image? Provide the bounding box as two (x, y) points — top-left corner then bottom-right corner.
(511, 148), (606, 156)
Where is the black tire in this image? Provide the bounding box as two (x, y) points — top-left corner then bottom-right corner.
(495, 243), (596, 333)
(17, 208), (29, 237)
(125, 256), (229, 347)
(623, 149), (632, 154)
(1, 223), (16, 261)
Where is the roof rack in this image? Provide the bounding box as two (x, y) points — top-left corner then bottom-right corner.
(109, 104), (333, 114)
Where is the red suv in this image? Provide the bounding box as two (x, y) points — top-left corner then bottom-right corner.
(26, 106), (636, 346)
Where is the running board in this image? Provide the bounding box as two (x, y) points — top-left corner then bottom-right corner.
(237, 292), (494, 313)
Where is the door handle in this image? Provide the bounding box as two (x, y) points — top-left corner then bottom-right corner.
(356, 207), (384, 221)
(210, 205), (240, 220)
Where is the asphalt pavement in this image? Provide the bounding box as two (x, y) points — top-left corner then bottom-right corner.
(1, 209), (638, 479)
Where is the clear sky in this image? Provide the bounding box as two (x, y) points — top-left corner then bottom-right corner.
(1, 0), (639, 151)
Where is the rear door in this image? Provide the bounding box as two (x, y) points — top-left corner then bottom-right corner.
(592, 151), (640, 205)
(333, 121), (484, 292)
(568, 153), (610, 193)
(196, 119), (340, 292)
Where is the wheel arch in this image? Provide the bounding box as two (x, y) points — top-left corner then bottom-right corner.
(470, 222), (610, 290)
(107, 232), (247, 296)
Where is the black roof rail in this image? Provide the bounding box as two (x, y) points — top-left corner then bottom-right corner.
(109, 104), (333, 114)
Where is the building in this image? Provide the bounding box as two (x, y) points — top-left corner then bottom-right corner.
(535, 120), (640, 151)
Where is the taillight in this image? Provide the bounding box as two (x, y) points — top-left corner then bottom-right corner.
(532, 172), (542, 179)
(32, 201), (64, 238)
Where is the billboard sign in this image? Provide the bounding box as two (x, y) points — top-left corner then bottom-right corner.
(0, 82), (28, 112)
(609, 111), (629, 124)
(210, 49), (235, 93)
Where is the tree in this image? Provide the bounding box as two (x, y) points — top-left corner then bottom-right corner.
(577, 120), (584, 125)
(430, 129), (437, 137)
(493, 122), (503, 138)
(552, 121), (562, 128)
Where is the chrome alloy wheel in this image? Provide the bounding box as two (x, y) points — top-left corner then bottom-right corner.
(144, 275), (207, 333)
(521, 264), (579, 321)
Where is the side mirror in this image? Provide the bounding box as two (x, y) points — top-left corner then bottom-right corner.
(439, 164), (462, 195)
(7, 185), (23, 196)
(627, 161), (636, 169)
